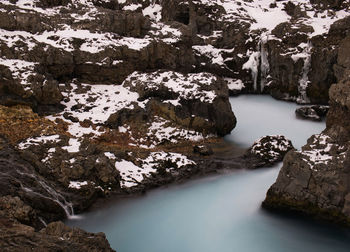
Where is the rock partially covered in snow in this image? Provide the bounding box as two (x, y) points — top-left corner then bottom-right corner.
(120, 70), (236, 136)
(263, 81), (350, 225)
(245, 135), (294, 168)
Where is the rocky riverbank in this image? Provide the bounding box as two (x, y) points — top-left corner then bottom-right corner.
(263, 81), (350, 225)
(1, 0), (350, 250)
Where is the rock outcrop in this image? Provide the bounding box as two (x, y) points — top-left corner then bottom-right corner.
(263, 79), (350, 225)
(244, 135), (294, 169)
(0, 217), (114, 251)
(119, 70), (236, 136)
(295, 105), (329, 121)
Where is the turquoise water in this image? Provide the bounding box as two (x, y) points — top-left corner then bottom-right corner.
(225, 95), (325, 149)
(67, 95), (350, 252)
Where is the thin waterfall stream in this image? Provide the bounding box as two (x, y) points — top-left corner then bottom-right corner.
(66, 95), (350, 252)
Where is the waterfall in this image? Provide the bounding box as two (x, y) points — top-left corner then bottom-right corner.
(297, 41), (312, 104)
(243, 33), (270, 92)
(38, 181), (75, 218)
(20, 173), (75, 219)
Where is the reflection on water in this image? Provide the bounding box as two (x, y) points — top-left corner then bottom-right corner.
(67, 95), (350, 252)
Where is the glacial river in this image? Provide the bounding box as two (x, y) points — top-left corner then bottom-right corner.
(67, 95), (350, 252)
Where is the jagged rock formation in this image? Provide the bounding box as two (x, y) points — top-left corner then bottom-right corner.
(1, 0), (350, 108)
(263, 79), (350, 225)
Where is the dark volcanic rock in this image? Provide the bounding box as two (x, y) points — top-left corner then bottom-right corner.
(193, 144), (214, 156)
(263, 80), (350, 225)
(118, 70), (236, 136)
(245, 135), (294, 168)
(295, 105), (329, 121)
(0, 218), (114, 252)
(0, 138), (69, 227)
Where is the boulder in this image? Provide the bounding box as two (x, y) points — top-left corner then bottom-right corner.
(245, 135), (294, 168)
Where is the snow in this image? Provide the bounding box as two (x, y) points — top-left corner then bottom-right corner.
(45, 82), (142, 138)
(243, 0), (290, 31)
(62, 138), (81, 153)
(144, 117), (205, 147)
(69, 181), (88, 189)
(150, 23), (183, 44)
(18, 135), (60, 150)
(123, 4), (142, 11)
(0, 29), (37, 50)
(225, 78), (245, 91)
(104, 152), (116, 159)
(112, 151), (196, 188)
(60, 83), (139, 124)
(143, 4), (162, 22)
(251, 135), (292, 162)
(142, 152), (196, 171)
(0, 58), (37, 91)
(115, 160), (151, 188)
(193, 45), (234, 66)
(125, 71), (218, 104)
(300, 134), (347, 170)
(0, 26), (151, 54)
(192, 0), (290, 31)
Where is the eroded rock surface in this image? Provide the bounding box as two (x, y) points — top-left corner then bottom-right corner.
(263, 80), (350, 225)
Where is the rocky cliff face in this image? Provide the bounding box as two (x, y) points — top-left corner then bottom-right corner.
(1, 0), (350, 108)
(263, 75), (350, 225)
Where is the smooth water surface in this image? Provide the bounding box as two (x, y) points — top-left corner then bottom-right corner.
(67, 95), (350, 252)
(225, 95), (325, 149)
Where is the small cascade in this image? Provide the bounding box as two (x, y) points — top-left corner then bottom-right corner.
(39, 217), (47, 227)
(38, 181), (74, 218)
(297, 41), (312, 104)
(20, 177), (75, 219)
(243, 33), (270, 93)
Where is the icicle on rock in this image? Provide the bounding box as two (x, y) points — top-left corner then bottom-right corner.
(297, 41), (312, 104)
(243, 33), (270, 93)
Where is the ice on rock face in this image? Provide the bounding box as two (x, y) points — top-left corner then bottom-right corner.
(243, 33), (270, 93)
(297, 41), (312, 104)
(259, 33), (270, 92)
(243, 51), (260, 91)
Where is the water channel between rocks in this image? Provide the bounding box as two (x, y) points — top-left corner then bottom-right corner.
(66, 95), (350, 252)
